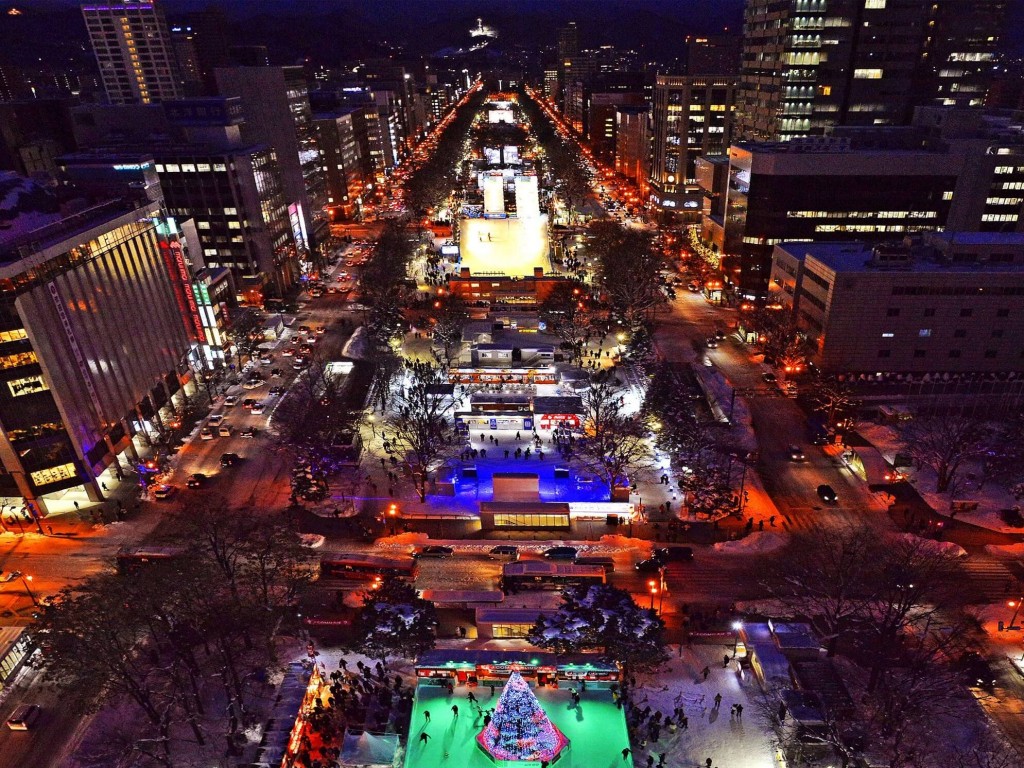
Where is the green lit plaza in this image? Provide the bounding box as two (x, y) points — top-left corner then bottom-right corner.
(405, 651), (633, 768)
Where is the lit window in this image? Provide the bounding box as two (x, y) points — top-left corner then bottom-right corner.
(919, 329), (931, 337)
(854, 68), (884, 79)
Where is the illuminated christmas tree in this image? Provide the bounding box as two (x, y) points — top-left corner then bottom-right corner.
(476, 671), (570, 764)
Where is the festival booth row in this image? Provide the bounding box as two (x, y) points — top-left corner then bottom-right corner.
(415, 650), (620, 689)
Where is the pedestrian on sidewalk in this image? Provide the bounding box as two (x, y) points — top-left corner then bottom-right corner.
(735, 704), (743, 718)
(713, 693), (722, 709)
(424, 710), (431, 722)
(701, 666), (710, 681)
(723, 654), (730, 668)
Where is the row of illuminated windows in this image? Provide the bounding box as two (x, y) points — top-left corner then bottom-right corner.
(982, 214), (1019, 222)
(196, 221), (242, 230)
(892, 286), (1024, 296)
(986, 197), (1023, 206)
(156, 163), (228, 174)
(789, 210), (938, 219)
(815, 224), (929, 233)
(0, 351), (38, 370)
(877, 349), (1011, 360)
(0, 329), (28, 343)
(995, 166), (1024, 174)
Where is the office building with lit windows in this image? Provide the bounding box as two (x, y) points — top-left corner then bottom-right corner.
(82, 0), (183, 105)
(0, 181), (197, 515)
(649, 74), (737, 218)
(736, 0), (1006, 142)
(702, 109), (1024, 297)
(770, 233), (1024, 374)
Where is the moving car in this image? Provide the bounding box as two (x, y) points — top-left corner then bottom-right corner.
(6, 704), (41, 731)
(705, 337), (719, 349)
(268, 387), (285, 397)
(242, 398), (258, 409)
(186, 473), (207, 488)
(152, 484), (176, 500)
(251, 402), (266, 415)
(208, 413), (224, 425)
(223, 395), (239, 407)
(218, 424), (232, 438)
(635, 557), (665, 573)
(200, 426), (214, 440)
(788, 445), (806, 462)
(817, 484), (838, 504)
(958, 651), (998, 692)
(762, 372), (777, 383)
(488, 545), (520, 560)
(242, 376), (263, 390)
(220, 453), (241, 467)
(543, 546), (578, 560)
(653, 546), (694, 563)
(414, 545), (454, 558)
(240, 427), (258, 439)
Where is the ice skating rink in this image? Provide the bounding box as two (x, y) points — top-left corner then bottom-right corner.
(458, 215), (550, 277)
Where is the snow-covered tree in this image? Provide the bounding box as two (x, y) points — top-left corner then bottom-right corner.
(528, 583), (667, 672)
(349, 576), (437, 662)
(898, 412), (991, 494)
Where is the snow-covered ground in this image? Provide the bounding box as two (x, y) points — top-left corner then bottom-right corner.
(632, 644), (779, 768)
(858, 421), (1023, 533)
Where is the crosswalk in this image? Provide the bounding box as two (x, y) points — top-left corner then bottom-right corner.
(959, 557), (1018, 603)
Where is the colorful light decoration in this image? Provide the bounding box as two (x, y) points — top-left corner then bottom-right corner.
(477, 671), (570, 764)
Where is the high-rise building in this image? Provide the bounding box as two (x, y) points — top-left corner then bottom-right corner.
(700, 110), (1024, 297)
(736, 0), (1006, 142)
(685, 36), (742, 76)
(0, 180), (197, 514)
(215, 66), (328, 262)
(313, 109), (366, 221)
(82, 0), (183, 105)
(169, 24), (203, 95)
(615, 105), (650, 194)
(649, 75), (737, 218)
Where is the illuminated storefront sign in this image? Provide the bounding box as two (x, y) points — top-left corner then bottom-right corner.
(6, 375), (48, 397)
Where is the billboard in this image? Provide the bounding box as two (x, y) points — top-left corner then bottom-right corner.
(484, 147), (501, 165)
(503, 145), (520, 164)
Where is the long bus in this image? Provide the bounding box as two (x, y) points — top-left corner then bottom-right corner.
(501, 561), (606, 592)
(116, 546), (187, 575)
(318, 553), (418, 583)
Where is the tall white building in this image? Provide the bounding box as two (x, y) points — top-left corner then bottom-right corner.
(82, 0), (182, 105)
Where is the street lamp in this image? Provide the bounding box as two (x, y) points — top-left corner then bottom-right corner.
(1006, 598), (1023, 631)
(732, 620), (743, 655)
(15, 572), (39, 608)
(388, 503), (399, 535)
(649, 584), (658, 611)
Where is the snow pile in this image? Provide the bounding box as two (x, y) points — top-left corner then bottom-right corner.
(298, 533), (326, 548)
(713, 531), (788, 554)
(341, 325), (369, 359)
(892, 532), (968, 558)
(984, 542), (1024, 558)
(598, 534), (653, 554)
(374, 532), (430, 550)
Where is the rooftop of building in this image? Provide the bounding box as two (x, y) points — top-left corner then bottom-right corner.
(776, 237), (1024, 275)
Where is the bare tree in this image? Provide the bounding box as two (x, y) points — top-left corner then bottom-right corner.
(572, 372), (654, 500)
(382, 361), (461, 502)
(588, 220), (668, 330)
(429, 293), (469, 369)
(899, 412), (991, 493)
(538, 281), (598, 366)
(810, 376), (858, 428)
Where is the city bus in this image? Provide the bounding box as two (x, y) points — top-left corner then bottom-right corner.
(318, 553), (418, 583)
(115, 546), (187, 575)
(501, 561), (606, 592)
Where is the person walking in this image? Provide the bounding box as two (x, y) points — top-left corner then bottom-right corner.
(681, 715), (688, 730)
(723, 654), (731, 668)
(713, 693), (722, 709)
(483, 712), (492, 728)
(468, 691), (477, 704)
(646, 755), (655, 768)
(701, 666), (710, 681)
(424, 710), (431, 723)
(735, 703), (743, 718)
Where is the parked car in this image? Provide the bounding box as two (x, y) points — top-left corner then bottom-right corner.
(817, 484), (838, 504)
(242, 398), (258, 409)
(414, 545), (454, 558)
(788, 445), (806, 462)
(208, 413), (224, 425)
(220, 453), (241, 467)
(575, 556), (615, 572)
(152, 484), (176, 500)
(543, 546), (578, 560)
(653, 546), (694, 563)
(268, 387), (285, 397)
(488, 545), (520, 560)
(762, 371), (777, 383)
(186, 473), (207, 488)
